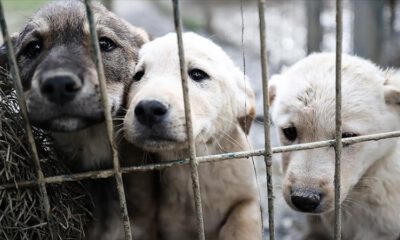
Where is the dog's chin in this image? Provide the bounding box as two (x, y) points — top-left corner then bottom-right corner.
(141, 139), (186, 152)
(32, 116), (104, 132)
(129, 134), (187, 153)
(293, 206), (330, 214)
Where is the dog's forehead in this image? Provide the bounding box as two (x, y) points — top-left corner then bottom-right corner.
(20, 0), (130, 44)
(32, 0), (87, 31)
(140, 33), (232, 67)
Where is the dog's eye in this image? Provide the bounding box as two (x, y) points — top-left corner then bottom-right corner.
(22, 40), (42, 59)
(188, 68), (209, 82)
(99, 37), (116, 52)
(282, 126), (297, 141)
(342, 132), (358, 138)
(133, 70), (145, 81)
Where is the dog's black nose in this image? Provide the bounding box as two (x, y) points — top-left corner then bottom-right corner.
(135, 100), (169, 127)
(290, 188), (322, 212)
(40, 74), (81, 105)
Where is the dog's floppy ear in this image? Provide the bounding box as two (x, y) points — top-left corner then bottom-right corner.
(0, 33), (18, 69)
(384, 86), (400, 105)
(132, 26), (150, 46)
(233, 67), (256, 135)
(384, 74), (400, 106)
(126, 24), (150, 47)
(268, 74), (282, 107)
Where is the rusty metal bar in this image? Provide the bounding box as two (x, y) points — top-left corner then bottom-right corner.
(83, 1), (132, 239)
(334, 0), (343, 239)
(172, 1), (206, 240)
(0, 0), (54, 237)
(257, 0), (275, 239)
(2, 130), (400, 191)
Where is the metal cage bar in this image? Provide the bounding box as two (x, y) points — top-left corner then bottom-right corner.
(334, 0), (343, 239)
(257, 0), (275, 239)
(0, 0), (54, 237)
(83, 1), (132, 239)
(172, 1), (206, 239)
(2, 130), (400, 189)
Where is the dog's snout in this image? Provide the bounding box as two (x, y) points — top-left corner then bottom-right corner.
(135, 100), (169, 127)
(290, 188), (322, 212)
(40, 74), (82, 105)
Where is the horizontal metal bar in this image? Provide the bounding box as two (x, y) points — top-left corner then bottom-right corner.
(1, 130), (400, 190)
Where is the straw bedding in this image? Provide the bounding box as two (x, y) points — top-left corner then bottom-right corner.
(0, 71), (92, 239)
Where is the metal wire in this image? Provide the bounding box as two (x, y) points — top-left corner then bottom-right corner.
(83, 1), (132, 239)
(172, 1), (206, 239)
(257, 0), (275, 239)
(3, 130), (400, 190)
(0, 0), (54, 238)
(334, 0), (343, 238)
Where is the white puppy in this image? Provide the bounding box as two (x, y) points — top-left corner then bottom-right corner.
(269, 53), (400, 240)
(123, 32), (262, 240)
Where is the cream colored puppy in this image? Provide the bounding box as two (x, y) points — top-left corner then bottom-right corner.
(269, 53), (400, 240)
(123, 32), (262, 240)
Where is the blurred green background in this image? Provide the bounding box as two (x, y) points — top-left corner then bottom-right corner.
(2, 0), (50, 34)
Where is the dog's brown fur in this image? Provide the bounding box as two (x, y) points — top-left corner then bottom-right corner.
(1, 0), (148, 169)
(0, 1), (155, 239)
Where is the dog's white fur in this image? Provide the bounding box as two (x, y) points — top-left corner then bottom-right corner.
(269, 53), (400, 239)
(124, 32), (262, 240)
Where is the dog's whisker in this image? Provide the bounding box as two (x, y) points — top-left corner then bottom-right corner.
(211, 136), (225, 152)
(340, 204), (354, 219)
(112, 117), (126, 121)
(218, 131), (245, 149)
(199, 135), (210, 156)
(343, 197), (365, 209)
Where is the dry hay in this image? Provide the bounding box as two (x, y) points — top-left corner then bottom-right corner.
(0, 70), (93, 239)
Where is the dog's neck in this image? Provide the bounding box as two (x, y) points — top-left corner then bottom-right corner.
(51, 123), (112, 172)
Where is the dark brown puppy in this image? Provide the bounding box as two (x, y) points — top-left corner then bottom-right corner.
(0, 1), (155, 239)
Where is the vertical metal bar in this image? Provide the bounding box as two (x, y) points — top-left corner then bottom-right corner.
(0, 1), (54, 238)
(334, 0), (343, 239)
(257, 0), (275, 239)
(172, 1), (206, 240)
(83, 1), (132, 239)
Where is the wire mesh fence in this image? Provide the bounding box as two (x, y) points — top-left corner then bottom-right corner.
(1, 0), (399, 239)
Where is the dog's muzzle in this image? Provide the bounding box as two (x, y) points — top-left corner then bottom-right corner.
(129, 99), (189, 151)
(27, 70), (105, 132)
(40, 72), (82, 105)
